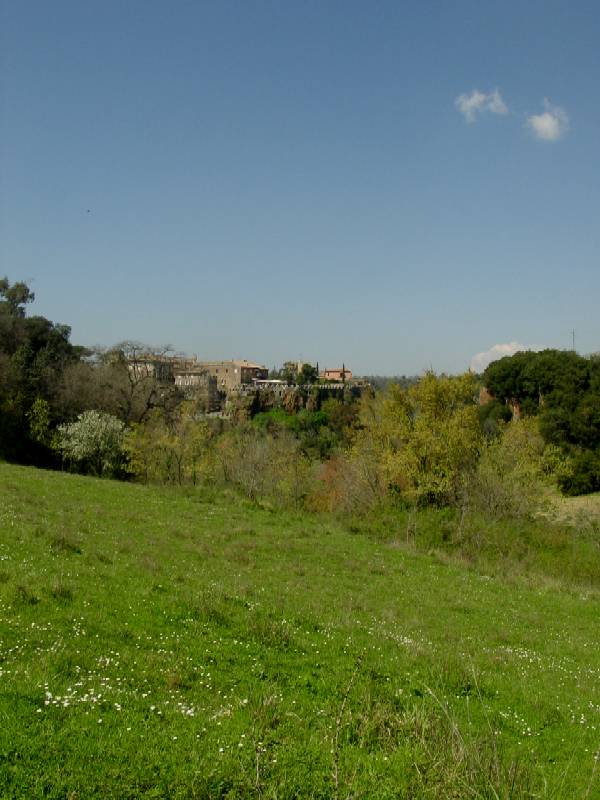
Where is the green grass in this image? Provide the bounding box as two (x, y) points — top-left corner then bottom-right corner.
(0, 463), (599, 798)
(346, 502), (600, 594)
(546, 490), (600, 526)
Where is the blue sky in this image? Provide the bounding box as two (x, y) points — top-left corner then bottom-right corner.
(2, 1), (599, 374)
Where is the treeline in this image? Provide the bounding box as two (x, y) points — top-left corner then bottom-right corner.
(81, 369), (568, 521)
(0, 279), (178, 465)
(2, 278), (599, 516)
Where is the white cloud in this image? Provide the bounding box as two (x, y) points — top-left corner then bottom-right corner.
(526, 99), (569, 141)
(470, 341), (536, 373)
(487, 89), (508, 116)
(455, 89), (508, 123)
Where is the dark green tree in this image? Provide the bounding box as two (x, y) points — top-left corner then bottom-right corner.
(298, 363), (319, 384)
(0, 279), (81, 463)
(0, 277), (35, 318)
(483, 349), (600, 495)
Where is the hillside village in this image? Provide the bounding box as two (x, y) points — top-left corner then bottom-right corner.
(129, 351), (365, 413)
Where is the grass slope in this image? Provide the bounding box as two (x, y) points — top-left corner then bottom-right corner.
(0, 463), (599, 798)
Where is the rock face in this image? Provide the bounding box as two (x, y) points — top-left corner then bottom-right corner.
(479, 386), (494, 405)
(479, 386), (521, 419)
(282, 388), (303, 414)
(507, 399), (522, 420)
(225, 383), (371, 420)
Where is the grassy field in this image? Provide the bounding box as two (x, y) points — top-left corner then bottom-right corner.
(1, 462), (599, 798)
(545, 490), (600, 526)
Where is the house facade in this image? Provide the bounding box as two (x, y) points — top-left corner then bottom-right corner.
(319, 366), (353, 382)
(195, 359), (268, 392)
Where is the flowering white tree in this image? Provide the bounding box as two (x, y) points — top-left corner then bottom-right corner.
(56, 411), (126, 477)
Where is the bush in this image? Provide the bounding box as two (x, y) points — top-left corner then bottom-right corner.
(124, 404), (213, 485)
(310, 450), (386, 515)
(461, 419), (546, 519)
(216, 427), (316, 508)
(55, 410), (126, 477)
(558, 449), (600, 496)
(478, 398), (512, 437)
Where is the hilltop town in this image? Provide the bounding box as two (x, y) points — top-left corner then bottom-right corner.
(129, 350), (366, 414)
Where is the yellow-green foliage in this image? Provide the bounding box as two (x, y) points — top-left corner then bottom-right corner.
(127, 408), (316, 506)
(124, 402), (213, 485)
(465, 417), (547, 518)
(353, 372), (482, 506)
(540, 442), (573, 484)
(215, 426), (314, 507)
(124, 374), (570, 517)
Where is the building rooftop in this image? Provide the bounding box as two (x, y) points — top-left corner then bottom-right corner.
(196, 359), (266, 369)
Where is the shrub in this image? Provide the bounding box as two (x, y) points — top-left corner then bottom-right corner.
(478, 398), (512, 437)
(461, 418), (546, 519)
(215, 427), (315, 508)
(55, 410), (126, 477)
(558, 449), (600, 496)
(311, 450), (386, 515)
(125, 403), (214, 485)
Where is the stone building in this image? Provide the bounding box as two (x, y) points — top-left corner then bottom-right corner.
(319, 366), (353, 382)
(127, 353), (177, 383)
(196, 359), (268, 392)
(173, 363), (221, 411)
(127, 353), (268, 406)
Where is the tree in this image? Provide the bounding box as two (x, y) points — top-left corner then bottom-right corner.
(0, 277), (35, 318)
(27, 397), (52, 447)
(215, 425), (313, 506)
(55, 411), (126, 477)
(279, 361), (298, 385)
(298, 363), (319, 385)
(483, 350), (600, 495)
(464, 418), (547, 518)
(0, 279), (81, 463)
(103, 341), (179, 424)
(54, 342), (179, 426)
(483, 349), (590, 417)
(125, 402), (212, 485)
(352, 371), (482, 506)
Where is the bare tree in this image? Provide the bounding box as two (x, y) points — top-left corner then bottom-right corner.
(56, 342), (180, 424)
